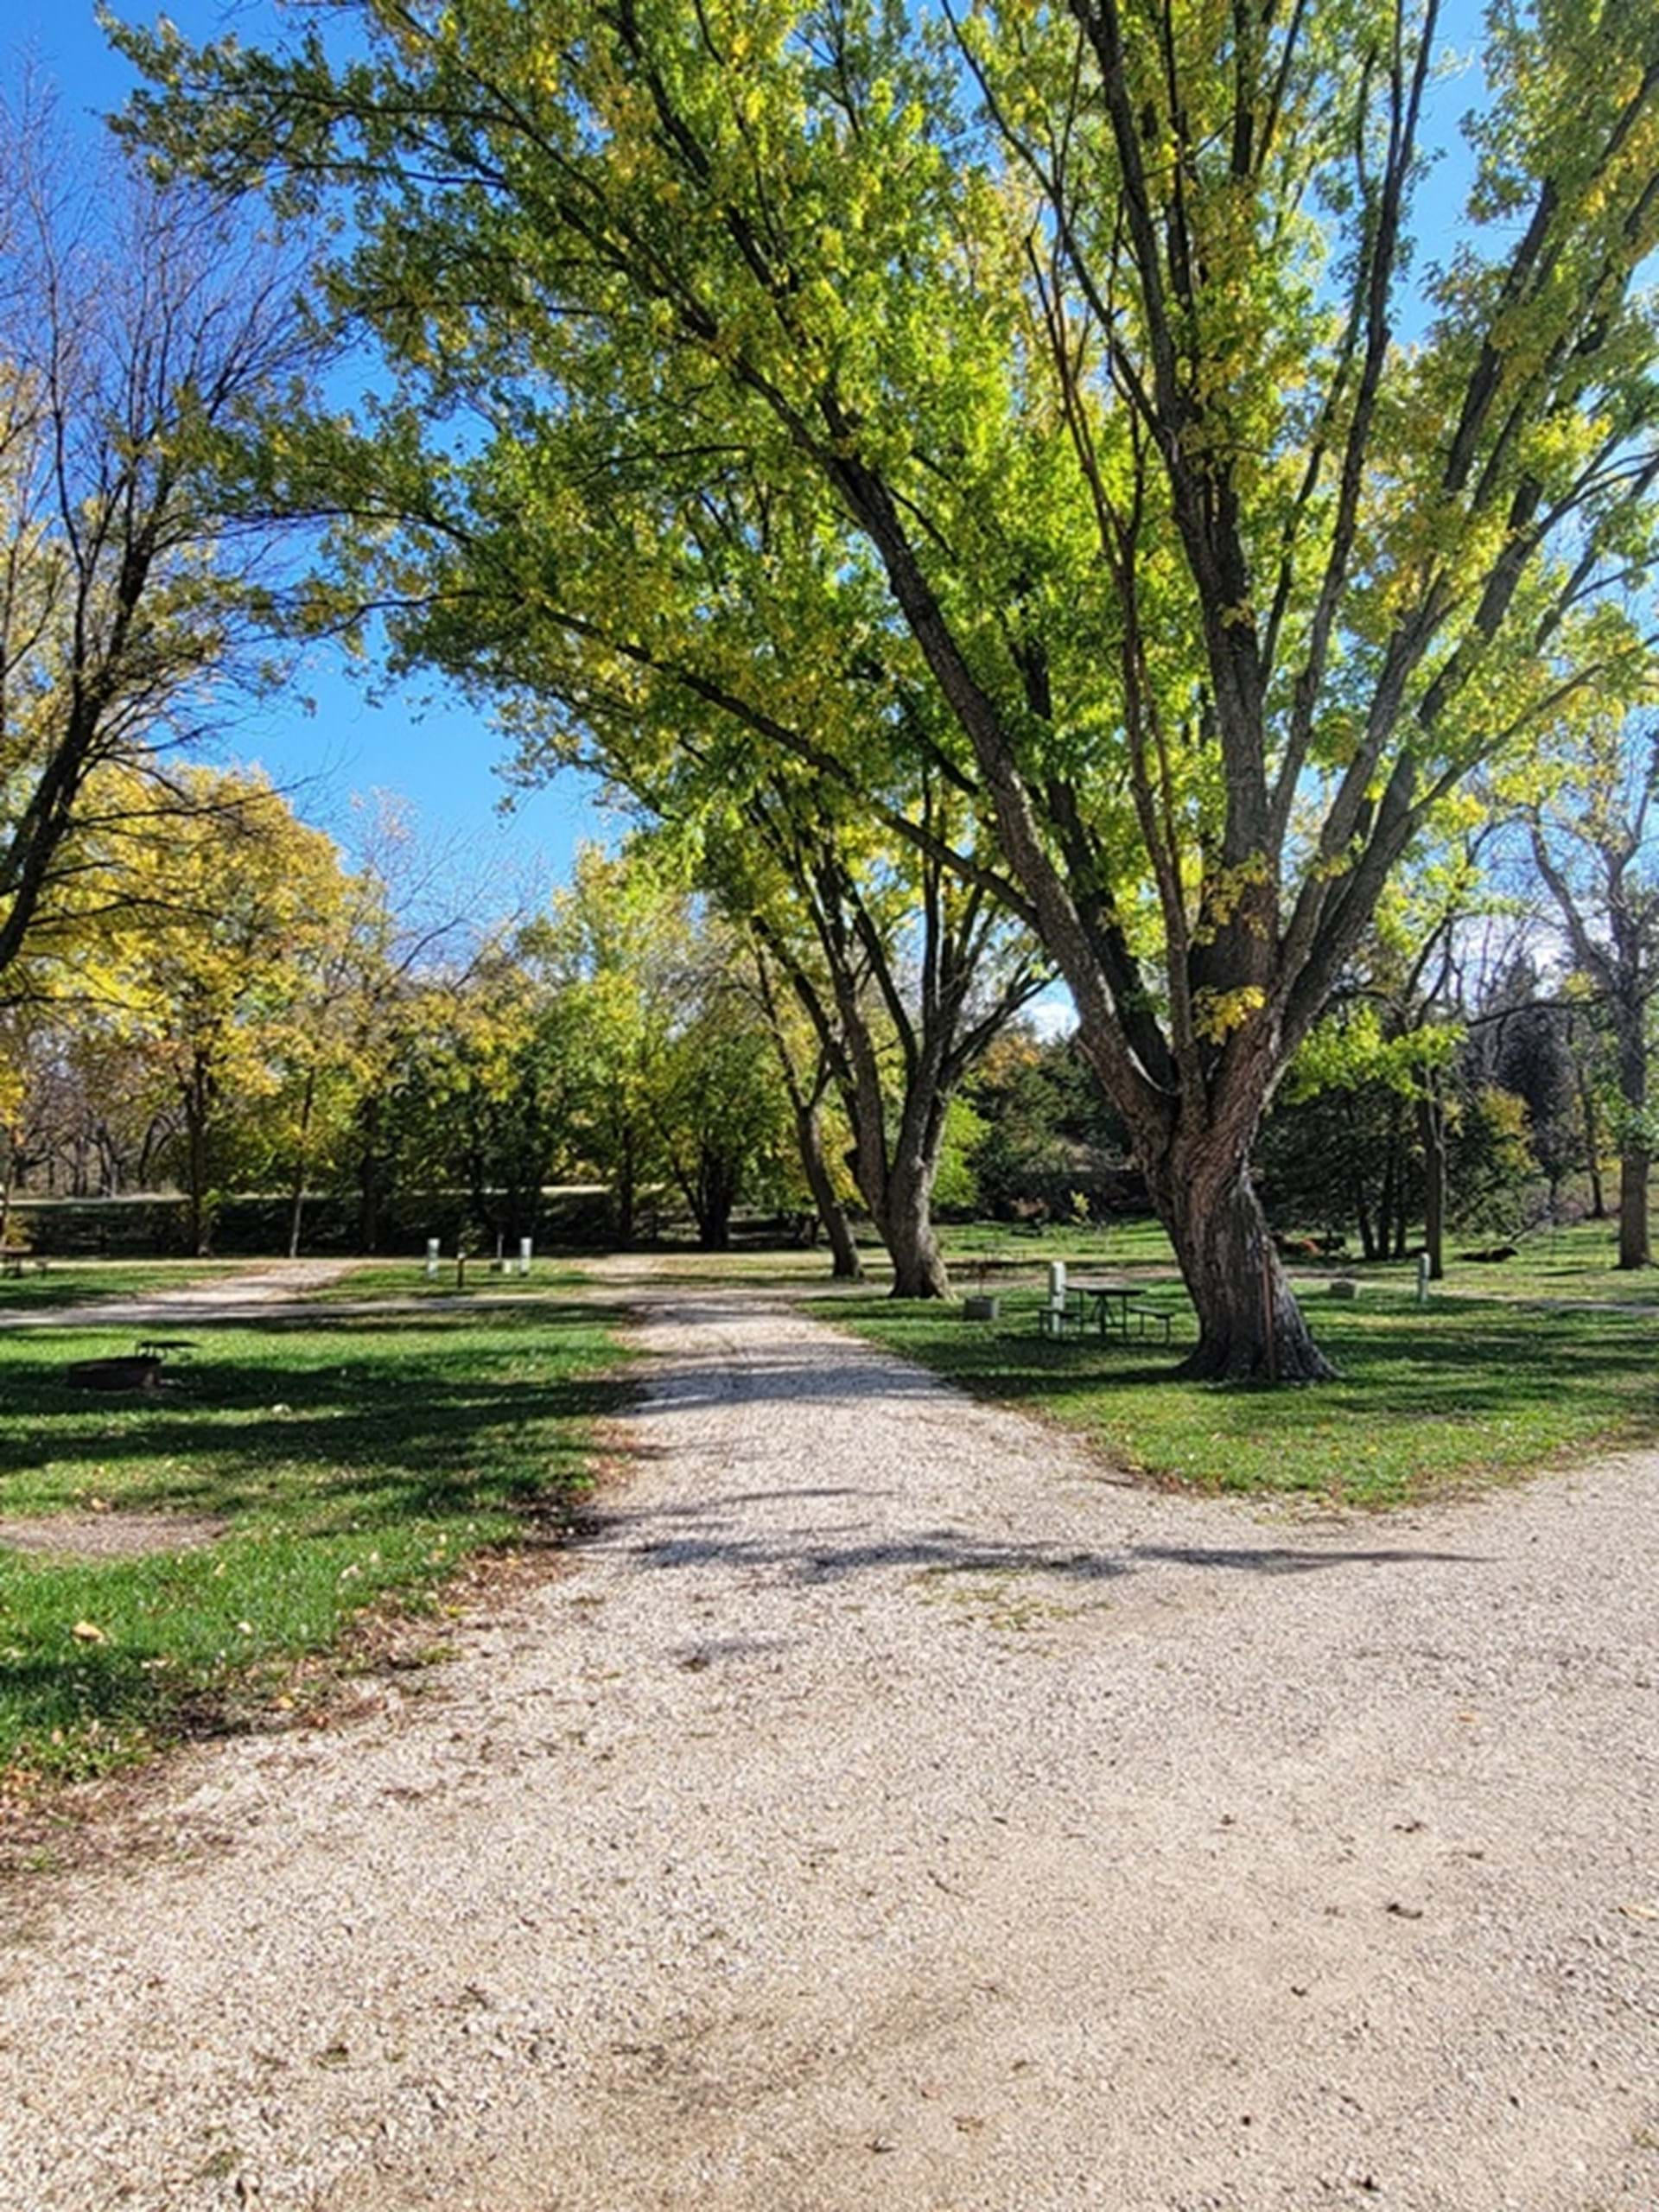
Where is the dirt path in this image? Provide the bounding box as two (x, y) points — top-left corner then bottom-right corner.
(0, 1257), (359, 1332)
(1, 1295), (1655, 2210)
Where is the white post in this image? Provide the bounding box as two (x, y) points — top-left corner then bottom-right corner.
(425, 1236), (440, 1279)
(1416, 1252), (1430, 1305)
(518, 1236), (532, 1277)
(1045, 1259), (1068, 1338)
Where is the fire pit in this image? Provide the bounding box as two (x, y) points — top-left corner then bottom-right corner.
(64, 1339), (197, 1392)
(64, 1355), (165, 1392)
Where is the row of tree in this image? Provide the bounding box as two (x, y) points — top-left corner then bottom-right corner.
(4, 734), (1652, 1292)
(0, 793), (793, 1259)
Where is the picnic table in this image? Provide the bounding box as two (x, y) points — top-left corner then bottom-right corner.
(1040, 1270), (1174, 1346)
(0, 1249), (45, 1278)
(1070, 1277), (1147, 1337)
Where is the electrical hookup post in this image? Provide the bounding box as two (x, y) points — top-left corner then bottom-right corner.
(518, 1237), (532, 1277)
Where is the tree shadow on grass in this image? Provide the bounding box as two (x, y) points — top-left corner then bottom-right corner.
(845, 1297), (1659, 1438)
(0, 1306), (638, 1532)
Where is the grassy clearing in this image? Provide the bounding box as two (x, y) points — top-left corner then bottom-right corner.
(1363, 1216), (1659, 1306)
(939, 1211), (1659, 1303)
(315, 1259), (591, 1300)
(940, 1218), (1178, 1271)
(0, 1260), (246, 1313)
(828, 1279), (1659, 1508)
(0, 1304), (625, 1787)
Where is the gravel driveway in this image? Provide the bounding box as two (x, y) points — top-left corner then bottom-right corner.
(1, 1294), (1655, 2210)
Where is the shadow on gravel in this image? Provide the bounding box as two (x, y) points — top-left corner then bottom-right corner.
(632, 1357), (988, 1409)
(579, 1500), (1485, 1586)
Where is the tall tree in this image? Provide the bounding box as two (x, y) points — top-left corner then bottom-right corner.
(0, 90), (321, 991)
(122, 0), (1659, 1374)
(745, 931), (864, 1279)
(721, 797), (1045, 1294)
(1525, 715), (1659, 1268)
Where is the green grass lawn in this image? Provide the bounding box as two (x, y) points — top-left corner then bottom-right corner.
(0, 1304), (624, 1787)
(940, 1217), (1179, 1270)
(1353, 1215), (1659, 1306)
(315, 1259), (592, 1300)
(0, 1259), (247, 1313)
(830, 1278), (1659, 1509)
(938, 1211), (1659, 1303)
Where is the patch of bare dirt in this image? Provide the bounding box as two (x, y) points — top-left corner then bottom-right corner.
(0, 1511), (227, 1560)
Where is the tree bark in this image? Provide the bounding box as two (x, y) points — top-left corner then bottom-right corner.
(1617, 1018), (1650, 1269)
(879, 1144), (951, 1299)
(1152, 1145), (1337, 1382)
(793, 1098), (862, 1280)
(690, 1142), (738, 1250)
(1419, 1079), (1446, 1281)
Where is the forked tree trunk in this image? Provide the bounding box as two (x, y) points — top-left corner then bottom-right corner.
(1152, 1147), (1336, 1383)
(793, 1100), (863, 1281)
(878, 1144), (950, 1300)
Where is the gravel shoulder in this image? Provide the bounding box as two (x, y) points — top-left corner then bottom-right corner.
(0, 1257), (360, 1332)
(1, 1293), (1655, 2211)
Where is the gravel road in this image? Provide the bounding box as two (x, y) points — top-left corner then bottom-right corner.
(1, 1293), (1655, 2210)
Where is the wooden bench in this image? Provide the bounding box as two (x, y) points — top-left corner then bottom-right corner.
(0, 1249), (46, 1278)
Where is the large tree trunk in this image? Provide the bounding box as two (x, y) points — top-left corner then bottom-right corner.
(1153, 1146), (1336, 1382)
(877, 1141), (950, 1300)
(1617, 1019), (1649, 1269)
(691, 1144), (738, 1250)
(793, 1099), (862, 1281)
